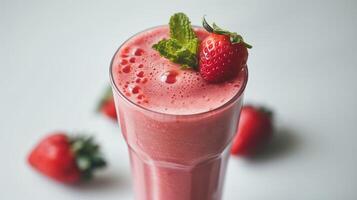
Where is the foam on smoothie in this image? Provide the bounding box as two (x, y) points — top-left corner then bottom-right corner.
(112, 26), (246, 115)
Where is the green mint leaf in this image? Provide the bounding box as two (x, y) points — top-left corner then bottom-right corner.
(169, 13), (197, 44)
(152, 38), (198, 69)
(152, 13), (198, 69)
(185, 38), (199, 55)
(153, 39), (182, 63)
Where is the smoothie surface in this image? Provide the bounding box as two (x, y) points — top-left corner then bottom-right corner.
(112, 26), (247, 115)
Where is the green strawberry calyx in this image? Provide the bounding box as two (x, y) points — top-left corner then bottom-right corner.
(70, 135), (106, 181)
(202, 16), (252, 49)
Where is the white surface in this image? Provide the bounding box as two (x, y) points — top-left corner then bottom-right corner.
(1, 0), (357, 199)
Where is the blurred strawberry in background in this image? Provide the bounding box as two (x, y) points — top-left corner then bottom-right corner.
(98, 86), (117, 121)
(231, 105), (274, 156)
(28, 132), (106, 184)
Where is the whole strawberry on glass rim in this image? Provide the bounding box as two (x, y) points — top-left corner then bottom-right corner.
(28, 132), (106, 184)
(199, 17), (252, 83)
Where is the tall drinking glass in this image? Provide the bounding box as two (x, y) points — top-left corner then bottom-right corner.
(110, 26), (248, 200)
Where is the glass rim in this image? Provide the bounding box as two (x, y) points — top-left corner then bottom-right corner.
(109, 25), (248, 117)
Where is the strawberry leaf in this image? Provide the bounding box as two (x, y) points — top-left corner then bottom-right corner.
(202, 16), (252, 49)
(70, 135), (106, 181)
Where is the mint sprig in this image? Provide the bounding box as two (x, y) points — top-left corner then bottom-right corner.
(152, 13), (199, 69)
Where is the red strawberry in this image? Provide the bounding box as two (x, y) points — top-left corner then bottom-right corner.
(199, 17), (251, 83)
(28, 132), (106, 184)
(101, 98), (117, 120)
(231, 105), (273, 156)
(98, 86), (117, 120)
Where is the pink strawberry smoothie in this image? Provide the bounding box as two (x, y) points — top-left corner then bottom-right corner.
(110, 26), (247, 200)
(111, 26), (246, 115)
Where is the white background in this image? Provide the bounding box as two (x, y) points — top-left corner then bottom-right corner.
(1, 0), (357, 199)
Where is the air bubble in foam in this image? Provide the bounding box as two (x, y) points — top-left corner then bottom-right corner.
(123, 47), (130, 53)
(121, 59), (128, 65)
(129, 57), (136, 63)
(129, 85), (140, 94)
(134, 48), (144, 56)
(137, 94), (145, 100)
(160, 70), (178, 84)
(136, 71), (144, 78)
(122, 65), (131, 73)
